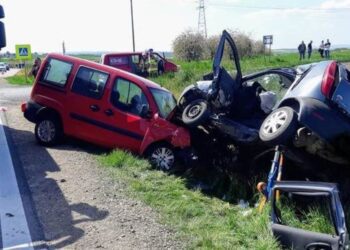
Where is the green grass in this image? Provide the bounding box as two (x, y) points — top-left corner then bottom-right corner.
(150, 50), (350, 97)
(98, 150), (279, 249)
(5, 69), (34, 85)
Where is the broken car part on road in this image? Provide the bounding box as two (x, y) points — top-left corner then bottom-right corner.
(271, 181), (349, 250)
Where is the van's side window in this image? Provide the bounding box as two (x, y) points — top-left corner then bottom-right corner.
(40, 58), (73, 87)
(110, 78), (149, 116)
(71, 67), (109, 99)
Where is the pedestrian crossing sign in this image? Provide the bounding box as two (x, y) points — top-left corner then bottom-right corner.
(15, 44), (32, 60)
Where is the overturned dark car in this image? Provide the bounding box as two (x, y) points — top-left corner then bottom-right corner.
(178, 30), (295, 150)
(178, 30), (350, 166)
(259, 59), (350, 165)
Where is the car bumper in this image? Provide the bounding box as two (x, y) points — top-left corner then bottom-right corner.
(22, 100), (43, 123)
(297, 97), (350, 141)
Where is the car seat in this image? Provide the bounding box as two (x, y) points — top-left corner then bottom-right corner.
(130, 95), (142, 115)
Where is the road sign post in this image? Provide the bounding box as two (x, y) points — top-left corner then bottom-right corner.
(15, 44), (32, 83)
(263, 35), (273, 62)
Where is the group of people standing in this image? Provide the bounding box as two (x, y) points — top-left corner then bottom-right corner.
(297, 39), (331, 60)
(319, 39), (331, 58)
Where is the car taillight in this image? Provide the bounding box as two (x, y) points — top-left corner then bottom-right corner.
(321, 61), (337, 98)
(21, 102), (27, 112)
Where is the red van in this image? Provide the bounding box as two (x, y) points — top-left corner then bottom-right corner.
(101, 51), (178, 77)
(22, 53), (190, 170)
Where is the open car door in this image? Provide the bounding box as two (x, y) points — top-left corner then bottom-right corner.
(211, 30), (242, 107)
(271, 181), (349, 250)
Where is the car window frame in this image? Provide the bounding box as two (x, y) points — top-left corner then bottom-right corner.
(109, 77), (150, 117)
(71, 65), (110, 100)
(38, 57), (74, 90)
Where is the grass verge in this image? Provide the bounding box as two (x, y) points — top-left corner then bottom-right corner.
(5, 69), (34, 85)
(98, 150), (279, 249)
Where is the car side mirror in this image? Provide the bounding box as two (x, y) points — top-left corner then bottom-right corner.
(140, 105), (152, 119)
(0, 5), (6, 49)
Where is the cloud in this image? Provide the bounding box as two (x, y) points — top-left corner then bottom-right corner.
(321, 0), (350, 9)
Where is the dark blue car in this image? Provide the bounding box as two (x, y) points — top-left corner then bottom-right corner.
(259, 60), (350, 164)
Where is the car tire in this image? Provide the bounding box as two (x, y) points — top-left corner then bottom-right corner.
(259, 106), (298, 145)
(182, 99), (210, 127)
(146, 143), (176, 171)
(35, 115), (63, 146)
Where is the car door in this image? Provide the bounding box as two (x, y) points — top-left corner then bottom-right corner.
(212, 30), (243, 107)
(107, 77), (151, 152)
(68, 65), (127, 147)
(270, 182), (347, 250)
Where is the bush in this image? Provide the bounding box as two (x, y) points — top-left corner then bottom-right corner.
(173, 29), (266, 61)
(173, 30), (207, 61)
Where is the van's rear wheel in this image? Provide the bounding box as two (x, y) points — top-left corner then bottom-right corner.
(35, 116), (63, 146)
(146, 143), (176, 171)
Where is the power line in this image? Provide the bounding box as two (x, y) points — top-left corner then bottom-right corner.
(208, 3), (350, 11)
(198, 0), (207, 38)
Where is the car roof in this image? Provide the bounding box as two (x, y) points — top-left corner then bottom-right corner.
(102, 52), (142, 56)
(47, 53), (166, 90)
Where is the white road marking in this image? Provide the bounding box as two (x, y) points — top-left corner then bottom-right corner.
(0, 113), (33, 250)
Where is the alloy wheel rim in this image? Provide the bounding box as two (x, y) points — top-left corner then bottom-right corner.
(187, 104), (202, 118)
(38, 120), (56, 142)
(151, 147), (175, 171)
(263, 110), (288, 134)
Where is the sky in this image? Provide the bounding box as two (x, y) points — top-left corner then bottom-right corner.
(0, 0), (350, 53)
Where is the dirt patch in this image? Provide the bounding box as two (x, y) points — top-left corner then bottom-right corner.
(4, 104), (183, 249)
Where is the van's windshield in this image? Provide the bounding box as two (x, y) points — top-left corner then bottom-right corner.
(149, 88), (177, 118)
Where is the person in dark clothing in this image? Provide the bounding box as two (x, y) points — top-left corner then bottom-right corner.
(28, 57), (41, 77)
(307, 40), (313, 59)
(298, 41), (306, 60)
(319, 40), (325, 58)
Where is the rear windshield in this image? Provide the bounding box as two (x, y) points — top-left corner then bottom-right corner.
(108, 56), (129, 66)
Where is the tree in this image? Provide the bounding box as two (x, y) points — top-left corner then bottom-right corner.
(173, 30), (206, 61)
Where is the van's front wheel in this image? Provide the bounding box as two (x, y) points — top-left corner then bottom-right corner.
(146, 143), (176, 171)
(35, 116), (63, 146)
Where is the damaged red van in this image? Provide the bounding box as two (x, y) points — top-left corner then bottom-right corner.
(22, 53), (190, 170)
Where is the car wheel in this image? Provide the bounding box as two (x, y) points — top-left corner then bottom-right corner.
(146, 143), (176, 171)
(182, 99), (210, 127)
(259, 106), (298, 145)
(35, 115), (63, 146)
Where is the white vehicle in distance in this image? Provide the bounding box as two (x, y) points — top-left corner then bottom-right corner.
(0, 62), (7, 73)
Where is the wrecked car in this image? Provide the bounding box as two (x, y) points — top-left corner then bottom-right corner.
(270, 181), (349, 250)
(178, 30), (295, 148)
(259, 60), (350, 164)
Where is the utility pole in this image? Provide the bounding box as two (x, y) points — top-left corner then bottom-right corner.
(62, 41), (66, 55)
(130, 0), (135, 52)
(198, 0), (207, 38)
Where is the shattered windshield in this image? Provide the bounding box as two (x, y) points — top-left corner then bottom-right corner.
(150, 88), (177, 118)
